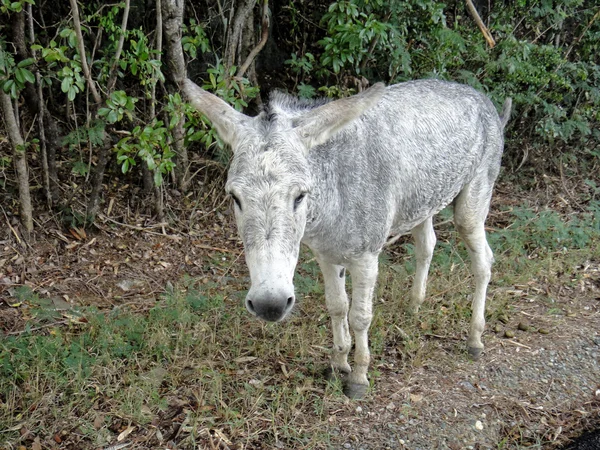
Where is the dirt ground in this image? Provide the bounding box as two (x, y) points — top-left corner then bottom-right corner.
(1, 184), (599, 450)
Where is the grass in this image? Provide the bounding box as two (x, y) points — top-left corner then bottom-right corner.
(1, 203), (599, 448)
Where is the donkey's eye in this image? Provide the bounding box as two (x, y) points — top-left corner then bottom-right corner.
(294, 193), (306, 210)
(230, 193), (242, 210)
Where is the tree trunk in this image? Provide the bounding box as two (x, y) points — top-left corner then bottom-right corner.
(87, 139), (111, 220)
(224, 0), (257, 75)
(13, 9), (60, 204)
(149, 0), (164, 220)
(1, 92), (34, 234)
(161, 0), (188, 192)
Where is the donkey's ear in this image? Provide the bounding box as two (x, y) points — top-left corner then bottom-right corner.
(292, 83), (386, 150)
(183, 78), (249, 148)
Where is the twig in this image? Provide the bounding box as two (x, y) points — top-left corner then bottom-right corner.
(107, 0), (131, 93)
(465, 0), (496, 48)
(1, 206), (22, 245)
(503, 339), (532, 350)
(68, 0), (101, 104)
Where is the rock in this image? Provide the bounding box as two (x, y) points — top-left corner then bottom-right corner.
(517, 322), (530, 331)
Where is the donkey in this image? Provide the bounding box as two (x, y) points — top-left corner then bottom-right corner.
(183, 78), (511, 398)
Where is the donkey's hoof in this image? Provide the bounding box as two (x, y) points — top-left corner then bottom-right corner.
(343, 382), (368, 400)
(468, 346), (483, 360)
(323, 366), (349, 382)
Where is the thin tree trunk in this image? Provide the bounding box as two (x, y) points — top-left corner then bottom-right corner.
(224, 0), (257, 75)
(161, 0), (188, 192)
(1, 92), (33, 234)
(465, 0), (495, 48)
(26, 5), (52, 207)
(149, 0), (164, 220)
(69, 0), (102, 104)
(87, 140), (111, 220)
(82, 0), (130, 220)
(107, 0), (131, 93)
(236, 0), (269, 78)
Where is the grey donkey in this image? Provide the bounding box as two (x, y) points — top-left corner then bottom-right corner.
(183, 78), (511, 399)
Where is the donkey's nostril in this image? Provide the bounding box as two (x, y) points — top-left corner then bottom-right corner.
(247, 300), (255, 313)
(286, 296), (294, 308)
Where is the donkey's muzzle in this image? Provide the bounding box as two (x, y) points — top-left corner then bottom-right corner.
(246, 295), (295, 322)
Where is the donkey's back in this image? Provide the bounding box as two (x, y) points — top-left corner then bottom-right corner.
(301, 79), (510, 257)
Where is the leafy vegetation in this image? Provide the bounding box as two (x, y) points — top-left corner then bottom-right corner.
(0, 0), (598, 230)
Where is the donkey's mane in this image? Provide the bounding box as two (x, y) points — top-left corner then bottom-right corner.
(264, 91), (332, 123)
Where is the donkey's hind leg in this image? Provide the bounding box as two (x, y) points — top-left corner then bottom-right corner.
(454, 179), (495, 360)
(317, 257), (352, 378)
(408, 216), (436, 314)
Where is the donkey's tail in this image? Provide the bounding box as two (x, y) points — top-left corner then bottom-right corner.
(499, 98), (512, 129)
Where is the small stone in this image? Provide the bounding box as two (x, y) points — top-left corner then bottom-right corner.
(504, 330), (515, 338)
(538, 328), (550, 335)
(475, 420), (484, 430)
(386, 402), (396, 411)
(459, 381), (476, 392)
(355, 406), (363, 414)
(517, 322), (530, 332)
(344, 443), (352, 449)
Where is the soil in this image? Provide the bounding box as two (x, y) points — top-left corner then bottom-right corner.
(1, 182), (599, 450)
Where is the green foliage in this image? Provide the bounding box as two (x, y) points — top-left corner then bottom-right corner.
(319, 1), (390, 75)
(285, 52), (315, 76)
(114, 119), (175, 185)
(0, 0), (33, 14)
(285, 0), (599, 154)
(182, 19), (210, 59)
(203, 61), (259, 112)
(119, 28), (165, 90)
(488, 206), (600, 258)
(98, 90), (137, 124)
(0, 43), (35, 98)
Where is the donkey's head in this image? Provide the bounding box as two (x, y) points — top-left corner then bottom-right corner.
(183, 79), (384, 322)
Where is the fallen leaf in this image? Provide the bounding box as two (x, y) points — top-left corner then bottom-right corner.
(94, 413), (104, 430)
(410, 393), (423, 403)
(117, 425), (135, 441)
(234, 356), (257, 364)
(32, 437), (42, 450)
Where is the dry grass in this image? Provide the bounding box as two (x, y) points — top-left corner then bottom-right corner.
(1, 199), (599, 449)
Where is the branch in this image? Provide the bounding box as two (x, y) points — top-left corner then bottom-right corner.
(465, 0), (495, 48)
(107, 0), (131, 93)
(237, 0), (269, 78)
(68, 0), (102, 104)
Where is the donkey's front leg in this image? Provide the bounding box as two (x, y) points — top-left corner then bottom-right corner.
(345, 253), (379, 399)
(317, 258), (352, 377)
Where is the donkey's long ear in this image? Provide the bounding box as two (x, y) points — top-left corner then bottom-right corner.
(183, 78), (249, 148)
(292, 83), (386, 150)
